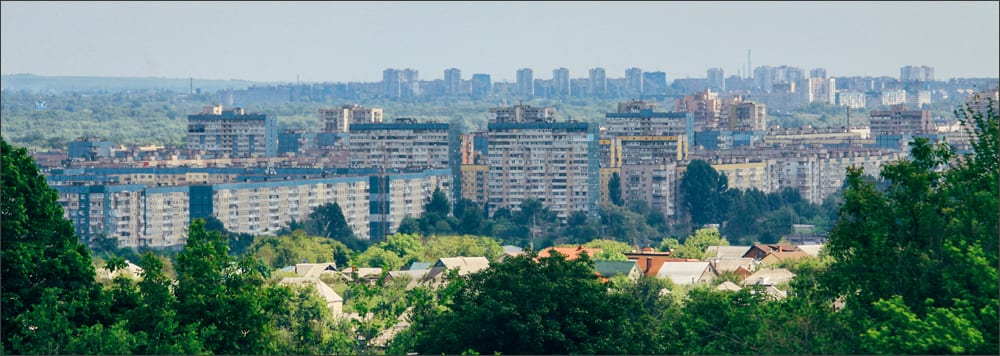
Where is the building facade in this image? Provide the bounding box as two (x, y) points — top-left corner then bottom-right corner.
(486, 107), (600, 219)
(186, 105), (278, 158)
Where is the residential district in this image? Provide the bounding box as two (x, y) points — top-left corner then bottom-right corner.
(34, 64), (998, 249)
(12, 63), (999, 354)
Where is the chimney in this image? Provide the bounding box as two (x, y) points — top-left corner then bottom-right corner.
(645, 258), (652, 274)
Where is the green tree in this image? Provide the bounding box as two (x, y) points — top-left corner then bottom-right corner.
(353, 246), (405, 271)
(174, 219), (282, 354)
(581, 239), (632, 261)
(680, 159), (728, 227)
(822, 96), (998, 354)
(608, 172), (624, 206)
(418, 235), (505, 263)
(672, 227), (728, 260)
(305, 202), (368, 251)
(1, 138), (104, 353)
(412, 252), (660, 355)
(426, 187), (451, 217)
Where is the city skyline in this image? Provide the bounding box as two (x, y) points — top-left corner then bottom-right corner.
(2, 1), (998, 83)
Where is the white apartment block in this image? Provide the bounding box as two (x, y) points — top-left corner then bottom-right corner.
(51, 169), (452, 247)
(348, 120), (454, 171)
(487, 121), (600, 219)
(186, 105), (278, 158)
(881, 89), (907, 106)
(836, 91), (866, 109)
(320, 104), (384, 133)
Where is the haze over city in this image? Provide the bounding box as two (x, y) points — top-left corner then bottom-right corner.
(2, 1), (998, 82)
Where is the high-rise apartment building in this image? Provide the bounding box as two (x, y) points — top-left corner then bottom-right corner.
(383, 68), (419, 99)
(319, 104), (383, 133)
(589, 67), (607, 96)
(186, 105), (278, 158)
(553, 67), (571, 97)
(707, 68), (726, 92)
(727, 101), (767, 132)
(869, 105), (931, 136)
(803, 77), (836, 104)
(486, 104), (599, 219)
(488, 104), (556, 123)
(444, 68), (462, 95)
(516, 68), (534, 97)
(836, 91), (867, 109)
(881, 89), (908, 106)
(642, 71), (667, 95)
(900, 65), (934, 82)
(810, 68), (827, 79)
(602, 101), (691, 218)
(471, 73), (491, 98)
(674, 89), (723, 130)
(625, 67), (643, 95)
(348, 118), (457, 172)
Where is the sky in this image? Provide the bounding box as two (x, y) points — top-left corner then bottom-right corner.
(2, 1), (998, 83)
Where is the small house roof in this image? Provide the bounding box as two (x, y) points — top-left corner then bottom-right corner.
(655, 261), (713, 285)
(715, 281), (743, 292)
(744, 268), (796, 286)
(594, 260), (639, 278)
(279, 277), (344, 303)
(705, 245), (752, 259)
(796, 244), (824, 257)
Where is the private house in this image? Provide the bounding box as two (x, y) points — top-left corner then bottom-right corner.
(708, 257), (758, 283)
(423, 256), (490, 283)
(743, 268), (796, 287)
(796, 244), (824, 257)
(704, 245), (752, 259)
(760, 249), (810, 265)
(339, 267), (384, 284)
(655, 261), (716, 285)
(279, 277), (344, 316)
(594, 260), (643, 281)
(743, 243), (806, 261)
(626, 247), (701, 277)
(715, 281), (743, 292)
(385, 269), (430, 290)
(294, 262), (339, 279)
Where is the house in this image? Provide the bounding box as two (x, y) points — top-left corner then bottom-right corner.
(626, 248), (701, 277)
(503, 245), (524, 257)
(796, 244), (824, 257)
(743, 243), (807, 262)
(594, 260), (643, 281)
(279, 277), (344, 316)
(294, 262), (338, 279)
(655, 261), (716, 285)
(339, 267), (384, 284)
(385, 269), (430, 290)
(537, 245), (602, 261)
(715, 281), (743, 292)
(708, 257), (758, 283)
(760, 249), (810, 265)
(423, 256), (490, 283)
(743, 268), (796, 287)
(704, 245), (751, 259)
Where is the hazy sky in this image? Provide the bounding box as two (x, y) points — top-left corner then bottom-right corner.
(2, 1), (998, 83)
